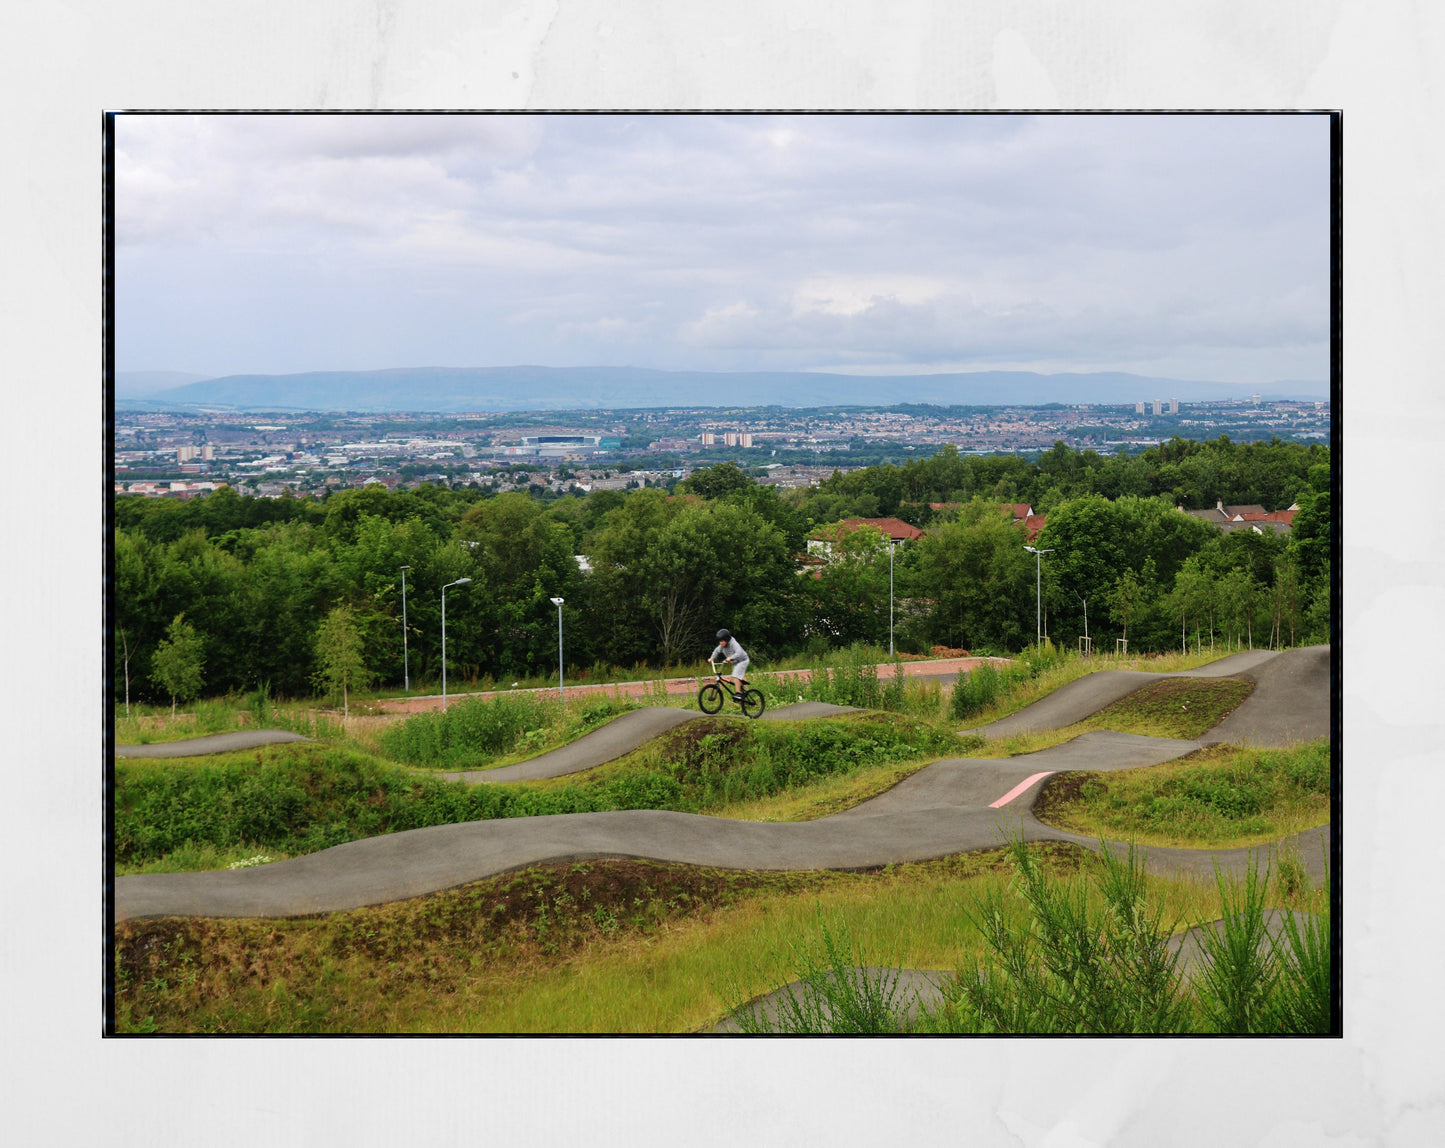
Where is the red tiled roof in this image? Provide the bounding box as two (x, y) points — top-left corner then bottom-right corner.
(1023, 514), (1047, 542)
(819, 517), (925, 542)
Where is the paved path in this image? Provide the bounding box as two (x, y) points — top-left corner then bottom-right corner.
(114, 646), (1331, 922)
(438, 702), (861, 784)
(962, 647), (1324, 741)
(115, 729), (310, 758)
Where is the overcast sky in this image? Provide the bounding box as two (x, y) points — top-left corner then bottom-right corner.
(115, 112), (1329, 385)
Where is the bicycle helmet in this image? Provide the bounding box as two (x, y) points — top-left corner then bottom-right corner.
(716, 629), (731, 641)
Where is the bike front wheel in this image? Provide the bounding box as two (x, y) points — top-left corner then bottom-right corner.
(741, 688), (766, 719)
(698, 682), (725, 714)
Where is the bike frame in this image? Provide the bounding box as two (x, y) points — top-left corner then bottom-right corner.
(707, 660), (746, 701)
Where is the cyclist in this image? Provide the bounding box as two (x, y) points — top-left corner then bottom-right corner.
(709, 629), (750, 695)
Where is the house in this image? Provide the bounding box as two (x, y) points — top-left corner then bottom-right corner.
(916, 502), (1046, 540)
(1180, 500), (1298, 535)
(805, 517), (924, 566)
(1020, 513), (1047, 542)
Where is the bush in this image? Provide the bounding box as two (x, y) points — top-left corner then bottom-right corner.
(791, 644), (908, 712)
(716, 837), (1334, 1034)
(379, 693), (634, 771)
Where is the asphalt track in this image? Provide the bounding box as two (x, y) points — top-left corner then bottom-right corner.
(438, 702), (862, 784)
(115, 729), (311, 758)
(114, 646), (1331, 923)
(965, 644), (1323, 740)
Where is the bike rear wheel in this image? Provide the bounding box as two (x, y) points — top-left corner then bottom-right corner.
(698, 682), (725, 714)
(741, 688), (766, 719)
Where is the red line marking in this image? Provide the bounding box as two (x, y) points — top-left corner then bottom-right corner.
(990, 771), (1054, 809)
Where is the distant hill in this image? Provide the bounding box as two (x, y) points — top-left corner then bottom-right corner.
(128, 365), (1329, 413)
(115, 370), (215, 397)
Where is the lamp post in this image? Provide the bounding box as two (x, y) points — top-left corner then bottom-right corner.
(441, 577), (472, 711)
(549, 597), (565, 701)
(399, 566), (412, 692)
(1023, 545), (1054, 648)
(1075, 588), (1089, 656)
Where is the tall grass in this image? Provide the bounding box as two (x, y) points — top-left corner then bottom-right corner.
(379, 693), (635, 771)
(114, 688), (344, 746)
(723, 837), (1333, 1035)
(750, 643), (942, 717)
(950, 642), (1064, 721)
(724, 908), (911, 1034)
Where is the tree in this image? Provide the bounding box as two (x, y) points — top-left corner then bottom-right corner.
(1216, 569), (1263, 650)
(312, 605), (373, 717)
(680, 462), (754, 500)
(805, 523), (894, 648)
(1108, 568), (1148, 650)
(150, 614), (205, 717)
(118, 629), (135, 717)
(1164, 557), (1208, 655)
(911, 500), (1034, 652)
(1269, 559), (1302, 649)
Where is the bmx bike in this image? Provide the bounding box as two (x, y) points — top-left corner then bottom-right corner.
(698, 660), (767, 719)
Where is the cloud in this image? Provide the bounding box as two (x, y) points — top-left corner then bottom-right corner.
(115, 112), (1329, 383)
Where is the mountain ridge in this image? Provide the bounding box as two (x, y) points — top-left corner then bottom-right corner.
(118, 365), (1329, 412)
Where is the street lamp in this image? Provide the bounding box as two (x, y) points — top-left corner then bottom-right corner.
(549, 597), (565, 701)
(1023, 545), (1054, 649)
(441, 577), (472, 711)
(1074, 588), (1089, 656)
(399, 566), (412, 692)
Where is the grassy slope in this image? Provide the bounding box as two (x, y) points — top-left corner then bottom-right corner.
(113, 841), (1327, 1034)
(1033, 741), (1331, 847)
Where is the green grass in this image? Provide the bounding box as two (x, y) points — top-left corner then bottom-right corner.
(1076, 677), (1255, 740)
(1032, 740), (1331, 847)
(733, 836), (1332, 1034)
(115, 695), (344, 746)
(112, 839), (1328, 1034)
(525, 712), (965, 815)
(112, 847), (1079, 1033)
(377, 692), (637, 771)
(117, 842), (296, 876)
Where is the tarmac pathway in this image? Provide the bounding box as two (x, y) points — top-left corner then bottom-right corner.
(115, 729), (310, 758)
(114, 646), (1331, 923)
(438, 702), (860, 784)
(961, 647), (1322, 740)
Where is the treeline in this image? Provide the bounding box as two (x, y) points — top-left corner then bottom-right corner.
(778, 435), (1330, 524)
(112, 437), (1331, 704)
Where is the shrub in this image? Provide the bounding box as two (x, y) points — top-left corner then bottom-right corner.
(380, 693), (636, 772)
(718, 838), (1333, 1035)
(724, 908), (910, 1034)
